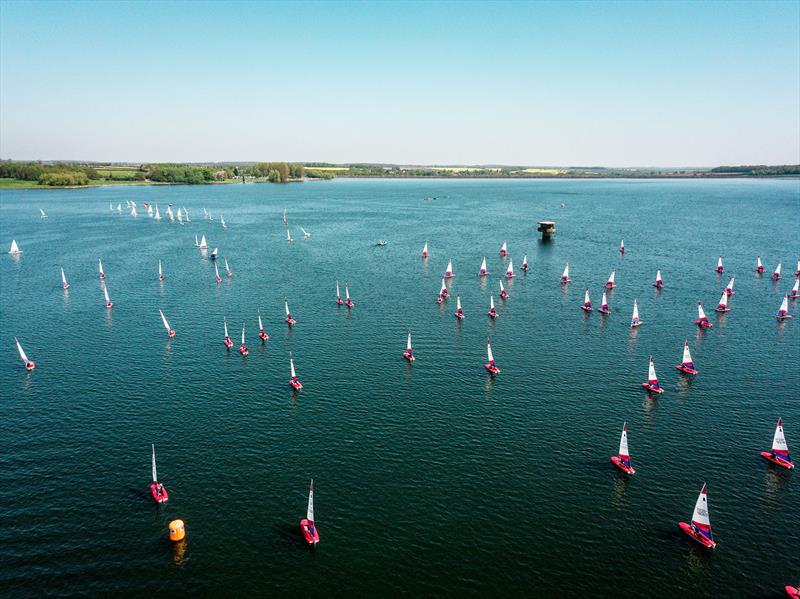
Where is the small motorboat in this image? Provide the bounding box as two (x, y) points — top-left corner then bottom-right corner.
(14, 337), (35, 371)
(694, 303), (713, 328)
(484, 338), (500, 374)
(149, 444), (169, 504)
(289, 352), (303, 390)
(375, 240), (387, 246)
(760, 418), (794, 469)
(159, 309), (176, 338)
(403, 331), (415, 362)
(299, 479), (320, 545)
(675, 340), (697, 375)
(560, 263), (571, 284)
(642, 356), (663, 394)
(610, 422), (635, 475)
(678, 483), (716, 548)
(580, 288), (593, 312)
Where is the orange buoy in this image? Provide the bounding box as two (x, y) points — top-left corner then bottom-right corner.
(169, 519), (186, 542)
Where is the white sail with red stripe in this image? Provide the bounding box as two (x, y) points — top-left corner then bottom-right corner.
(772, 419), (791, 463)
(690, 484), (713, 544)
(618, 423), (631, 466)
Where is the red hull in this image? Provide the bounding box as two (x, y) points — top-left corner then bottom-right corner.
(642, 383), (664, 393)
(676, 365), (697, 375)
(436, 297), (443, 304)
(694, 320), (712, 328)
(560, 278), (571, 284)
(786, 585), (800, 598)
(150, 482), (169, 503)
(455, 312), (464, 320)
(488, 312), (498, 318)
(678, 521), (715, 548)
(159, 276), (165, 282)
(106, 302), (113, 309)
(610, 456), (635, 474)
(715, 307), (730, 313)
(760, 451), (795, 469)
(239, 346), (249, 356)
(631, 321), (642, 328)
(500, 292), (508, 300)
(605, 284), (616, 289)
(485, 363), (500, 374)
(345, 301), (354, 308)
(24, 361), (35, 371)
(336, 299), (343, 305)
(598, 308), (610, 314)
(654, 282), (663, 288)
(286, 318), (296, 325)
(290, 379), (303, 390)
(168, 330), (176, 338)
(300, 519), (319, 544)
(259, 332), (269, 341)
(581, 305), (593, 312)
(403, 351), (415, 362)
(776, 314), (793, 320)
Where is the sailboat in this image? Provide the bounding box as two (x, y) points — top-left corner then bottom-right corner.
(158, 259), (165, 282)
(716, 256), (724, 274)
(116, 203), (122, 213)
(345, 283), (354, 308)
(109, 202), (114, 212)
(130, 204), (138, 217)
(220, 215), (227, 229)
(444, 259), (454, 279)
(154, 205), (161, 221)
(224, 258), (233, 278)
(560, 263), (571, 284)
(223, 318), (233, 348)
(176, 207), (183, 223)
(500, 241), (508, 257)
(786, 584), (800, 599)
(772, 262), (782, 281)
(610, 422), (635, 474)
(694, 303), (713, 327)
(653, 269), (664, 288)
(678, 483), (716, 548)
(61, 267), (70, 290)
(285, 299), (296, 325)
(642, 356), (663, 393)
(580, 288), (593, 312)
(166, 205), (174, 222)
(479, 257), (488, 276)
(103, 283), (113, 309)
(159, 309), (175, 338)
(630, 299), (642, 327)
(487, 294), (498, 318)
(605, 270), (616, 289)
(40, 208), (47, 218)
(8, 240), (21, 254)
(776, 295), (792, 320)
(149, 444), (169, 503)
(761, 418), (794, 469)
(335, 280), (344, 305)
(619, 239), (625, 254)
(724, 276), (735, 296)
(485, 338), (500, 374)
(147, 203), (153, 216)
(183, 207), (190, 222)
(714, 290), (731, 313)
(790, 278), (799, 299)
(300, 479), (320, 544)
(421, 242), (429, 258)
(795, 257), (800, 277)
(289, 352), (303, 390)
(287, 229), (293, 242)
(499, 279), (508, 300)
(14, 337), (35, 371)
(239, 322), (249, 356)
(283, 208), (288, 226)
(455, 295), (464, 319)
(301, 227), (310, 238)
(437, 278), (448, 303)
(199, 235), (208, 249)
(756, 256), (764, 273)
(194, 235), (199, 248)
(403, 330), (415, 361)
(214, 261), (222, 284)
(98, 258), (106, 280)
(210, 247), (219, 260)
(598, 291), (610, 314)
(521, 255), (528, 272)
(258, 312), (269, 341)
(505, 258), (514, 279)
(675, 340), (697, 374)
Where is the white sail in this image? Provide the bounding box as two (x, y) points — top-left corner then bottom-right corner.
(159, 309), (171, 332)
(109, 202), (113, 212)
(224, 318), (229, 338)
(584, 289), (590, 304)
(726, 276), (735, 291)
(116, 203), (122, 212)
(601, 291), (607, 306)
(779, 295), (789, 313)
(655, 269), (662, 282)
(98, 259), (105, 276)
(214, 261), (220, 279)
(440, 278), (447, 294)
(200, 235), (208, 249)
(220, 215), (226, 228)
(620, 239), (624, 250)
(648, 357), (657, 382)
(717, 256), (723, 269)
(301, 227), (310, 237)
(40, 208), (47, 218)
(456, 295), (462, 311)
(522, 255), (527, 267)
(632, 299), (639, 320)
(562, 263), (569, 279)
(61, 267), (68, 286)
(487, 339), (494, 363)
(345, 284), (350, 300)
(8, 240), (21, 254)
(166, 206), (174, 222)
(407, 331), (412, 351)
(130, 205), (137, 217)
(15, 337), (28, 363)
(757, 256), (763, 269)
(506, 259), (514, 276)
(287, 229), (293, 241)
(183, 208), (190, 222)
(103, 284), (110, 303)
(607, 270), (615, 285)
(718, 290), (728, 308)
(158, 260), (162, 277)
(147, 204), (153, 216)
(285, 300), (291, 316)
(619, 423), (629, 457)
(501, 241), (507, 253)
(480, 257), (487, 273)
(773, 420), (789, 452)
(422, 242), (428, 255)
(774, 263), (782, 277)
(241, 322), (245, 345)
(692, 485), (711, 527)
(225, 258), (231, 274)
(177, 208), (183, 222)
(152, 444), (158, 482)
(490, 295), (495, 310)
(446, 259), (453, 275)
(290, 353), (297, 378)
(283, 208), (287, 225)
(698, 303), (707, 319)
(683, 341), (692, 364)
(792, 279), (799, 294)
(258, 313), (264, 330)
(154, 205), (161, 220)
(499, 279), (505, 292)
(336, 280), (341, 297)
(307, 479), (315, 521)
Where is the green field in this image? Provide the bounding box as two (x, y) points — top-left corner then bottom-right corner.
(94, 168), (140, 178)
(0, 178), (41, 189)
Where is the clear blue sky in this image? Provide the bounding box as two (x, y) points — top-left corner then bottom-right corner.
(1, 0), (798, 166)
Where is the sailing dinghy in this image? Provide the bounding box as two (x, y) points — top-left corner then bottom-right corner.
(223, 318), (233, 349)
(103, 283), (113, 309)
(619, 239), (625, 254)
(499, 279), (508, 300)
(437, 278), (448, 304)
(210, 247), (218, 260)
(220, 215), (226, 229)
(176, 207), (183, 223)
(786, 584), (800, 598)
(8, 239), (22, 255)
(198, 235), (208, 249)
(560, 263), (571, 284)
(630, 299), (642, 327)
(159, 309), (175, 338)
(98, 258), (106, 280)
(154, 205), (161, 221)
(724, 276), (735, 296)
(598, 291), (610, 314)
(772, 262), (782, 281)
(61, 267), (70, 290)
(252, 311), (267, 341)
(285, 300), (296, 325)
(300, 479), (320, 544)
(795, 258), (800, 277)
(289, 352), (302, 390)
(756, 256), (764, 273)
(479, 257), (488, 276)
(166, 205), (174, 222)
(455, 295), (464, 319)
(675, 341), (697, 374)
(183, 207), (190, 222)
(345, 284), (354, 308)
(287, 229), (293, 242)
(694, 303), (712, 328)
(336, 280), (344, 305)
(716, 256), (724, 274)
(40, 208), (47, 218)
(150, 444), (169, 504)
(610, 422), (635, 474)
(605, 270), (616, 289)
(776, 295), (792, 320)
(444, 259), (454, 279)
(301, 227), (310, 238)
(761, 418), (794, 469)
(580, 288), (592, 312)
(283, 208), (288, 226)
(789, 278), (799, 299)
(158, 259), (165, 282)
(678, 483), (716, 548)
(642, 356), (663, 393)
(500, 241), (508, 257)
(224, 258), (232, 278)
(14, 337), (35, 371)
(487, 294), (498, 318)
(715, 290), (731, 313)
(521, 255), (528, 272)
(239, 322), (249, 356)
(485, 338), (500, 374)
(214, 261), (222, 284)
(653, 269), (664, 288)
(403, 331), (415, 361)
(505, 258), (514, 279)
(421, 242), (429, 258)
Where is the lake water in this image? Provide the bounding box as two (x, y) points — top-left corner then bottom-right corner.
(0, 178), (798, 597)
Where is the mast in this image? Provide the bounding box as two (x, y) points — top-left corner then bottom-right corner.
(224, 318), (229, 338)
(407, 331), (412, 351)
(151, 444), (158, 482)
(307, 479), (315, 521)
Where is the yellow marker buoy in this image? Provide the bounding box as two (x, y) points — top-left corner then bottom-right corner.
(169, 519), (185, 542)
